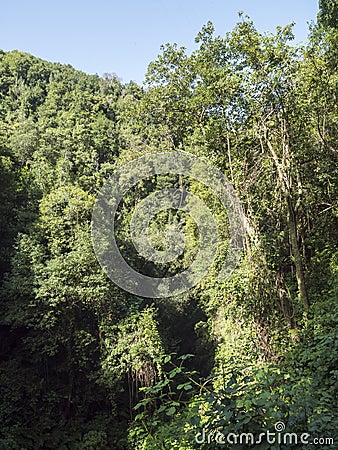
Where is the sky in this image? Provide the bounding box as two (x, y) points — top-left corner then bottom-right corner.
(1, 1), (319, 85)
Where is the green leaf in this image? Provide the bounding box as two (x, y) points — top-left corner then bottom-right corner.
(166, 406), (176, 416)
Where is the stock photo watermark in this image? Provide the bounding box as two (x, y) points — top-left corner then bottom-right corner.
(195, 421), (334, 447)
(91, 150), (245, 298)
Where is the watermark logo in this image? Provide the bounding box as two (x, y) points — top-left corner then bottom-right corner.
(91, 150), (245, 298)
(195, 422), (334, 447)
(274, 421), (286, 432)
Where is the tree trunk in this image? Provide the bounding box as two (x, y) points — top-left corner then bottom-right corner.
(264, 133), (310, 312)
(287, 196), (310, 310)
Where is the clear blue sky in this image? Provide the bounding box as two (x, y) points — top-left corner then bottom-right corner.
(1, 0), (319, 84)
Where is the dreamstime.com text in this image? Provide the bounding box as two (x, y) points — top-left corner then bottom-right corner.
(195, 422), (334, 446)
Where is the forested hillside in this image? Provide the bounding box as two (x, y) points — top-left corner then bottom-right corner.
(0, 3), (337, 449)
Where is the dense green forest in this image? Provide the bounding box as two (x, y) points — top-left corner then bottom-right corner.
(0, 2), (337, 449)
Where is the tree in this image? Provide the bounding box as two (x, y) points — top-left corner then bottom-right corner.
(318, 0), (338, 28)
